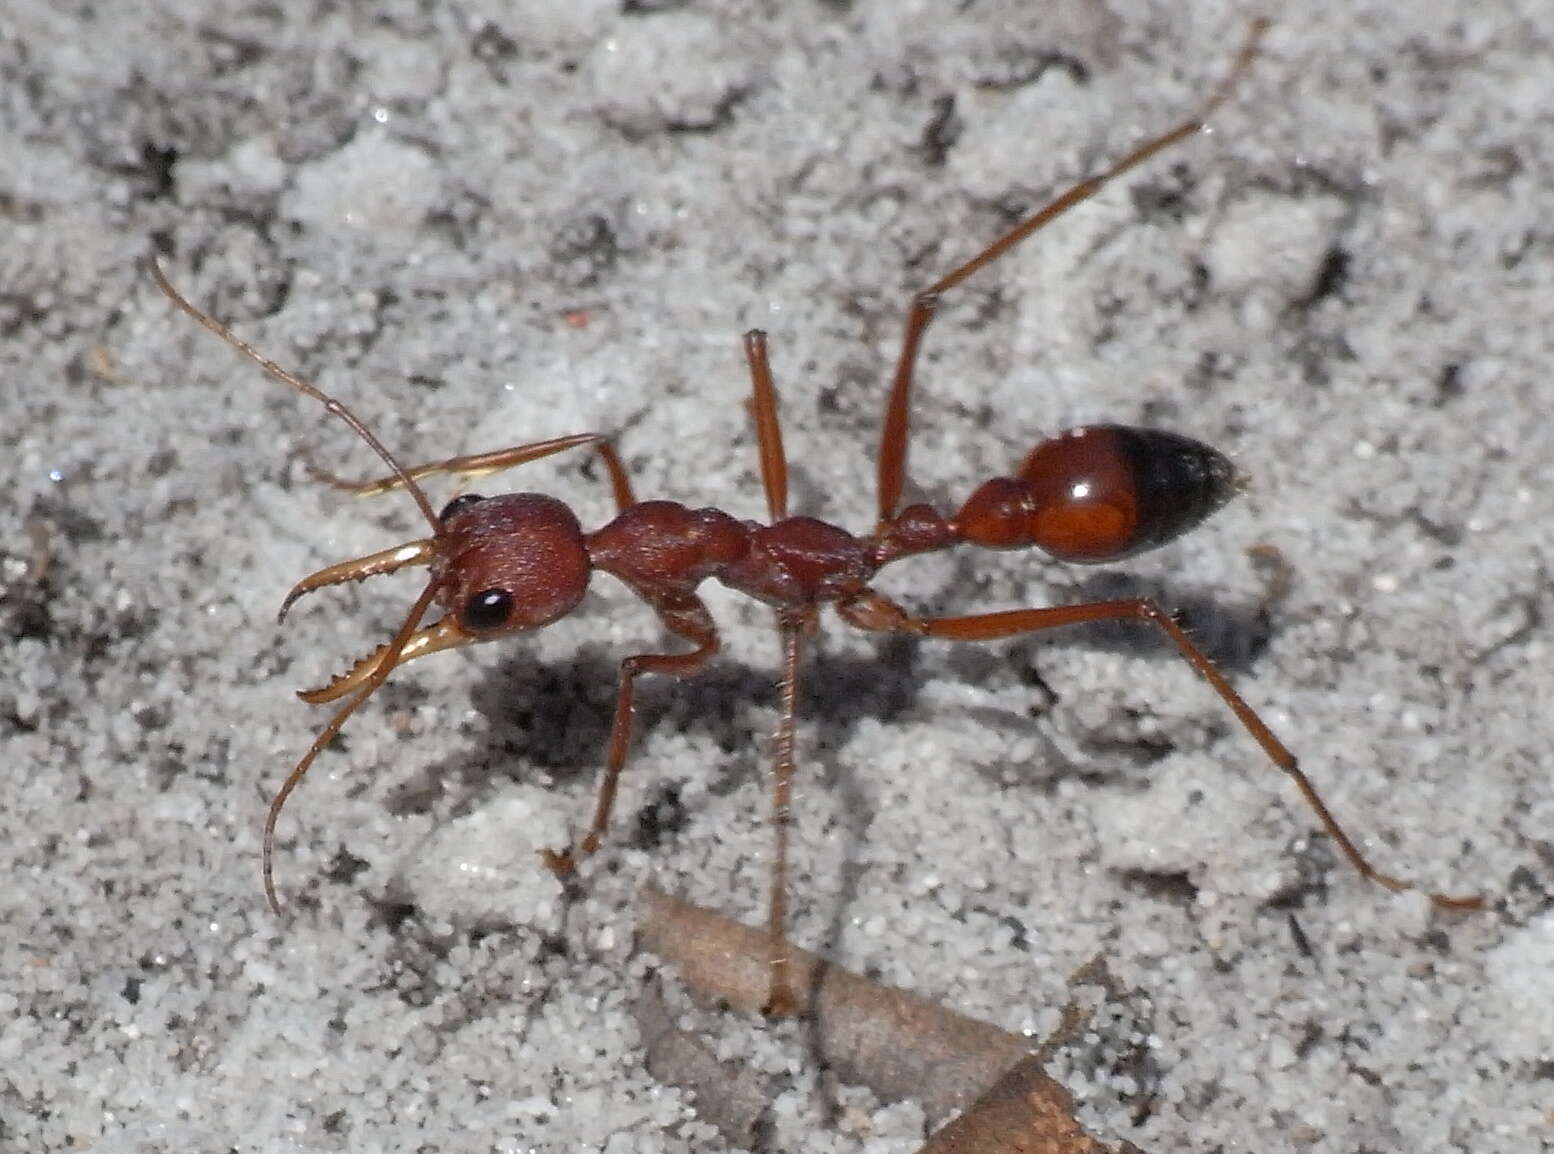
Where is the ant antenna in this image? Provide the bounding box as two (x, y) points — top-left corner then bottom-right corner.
(149, 257), (443, 534)
(261, 579), (444, 913)
(151, 257), (454, 912)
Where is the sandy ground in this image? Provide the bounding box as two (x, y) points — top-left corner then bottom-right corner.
(4, 1), (1552, 1151)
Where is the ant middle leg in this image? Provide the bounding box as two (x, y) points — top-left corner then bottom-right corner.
(761, 607), (813, 1017)
(541, 597), (719, 875)
(837, 589), (1482, 911)
(874, 19), (1268, 525)
(731, 331), (814, 1013)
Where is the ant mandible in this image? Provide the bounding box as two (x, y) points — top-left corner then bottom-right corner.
(152, 18), (1478, 1015)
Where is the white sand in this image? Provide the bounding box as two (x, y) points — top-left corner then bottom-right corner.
(3, 1), (1550, 1151)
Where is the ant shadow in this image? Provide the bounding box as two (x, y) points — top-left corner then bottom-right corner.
(374, 566), (1279, 957)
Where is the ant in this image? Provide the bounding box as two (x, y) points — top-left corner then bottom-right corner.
(152, 19), (1478, 1016)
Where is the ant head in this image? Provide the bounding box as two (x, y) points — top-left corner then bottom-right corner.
(434, 492), (592, 637)
(289, 493), (592, 707)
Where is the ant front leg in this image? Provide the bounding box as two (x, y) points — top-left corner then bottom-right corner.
(837, 589), (1483, 911)
(540, 597), (719, 875)
(309, 432), (637, 515)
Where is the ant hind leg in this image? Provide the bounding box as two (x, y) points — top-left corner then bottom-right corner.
(873, 20), (1269, 526)
(837, 588), (1482, 911)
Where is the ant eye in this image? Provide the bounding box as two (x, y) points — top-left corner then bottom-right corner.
(461, 588), (514, 631)
(440, 493), (486, 523)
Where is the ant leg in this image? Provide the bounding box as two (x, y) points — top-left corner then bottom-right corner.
(726, 326), (813, 1013)
(742, 330), (789, 522)
(309, 432), (636, 515)
(837, 588), (1482, 911)
(875, 20), (1268, 525)
(541, 597), (719, 874)
(762, 607), (812, 1017)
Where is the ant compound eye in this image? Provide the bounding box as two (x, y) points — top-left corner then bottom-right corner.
(460, 588), (514, 632)
(439, 493), (486, 523)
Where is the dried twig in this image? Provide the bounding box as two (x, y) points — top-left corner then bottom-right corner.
(635, 886), (1149, 1153)
(915, 1052), (1140, 1154)
(637, 885), (1025, 1117)
(633, 976), (774, 1149)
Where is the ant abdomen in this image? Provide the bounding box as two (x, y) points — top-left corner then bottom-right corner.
(953, 425), (1239, 563)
